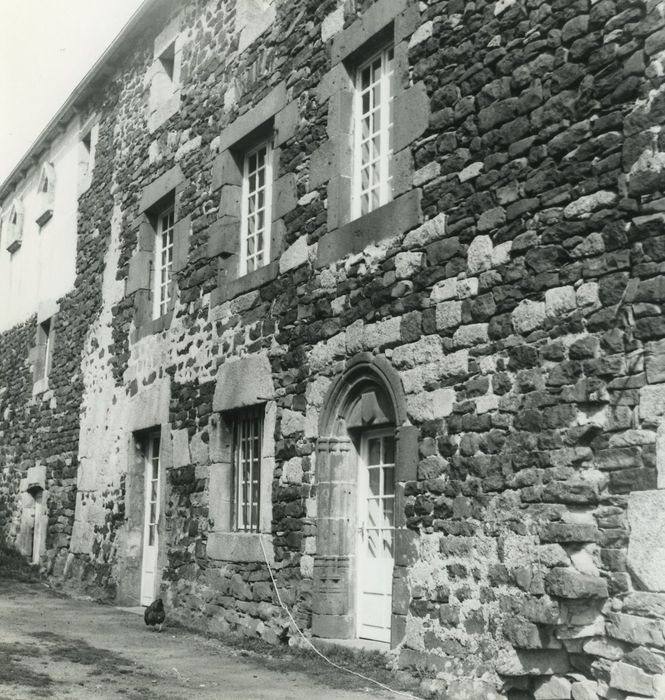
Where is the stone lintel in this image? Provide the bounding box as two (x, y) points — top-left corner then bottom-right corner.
(212, 353), (275, 412)
(140, 164), (184, 212)
(330, 0), (409, 66)
(218, 82), (287, 154)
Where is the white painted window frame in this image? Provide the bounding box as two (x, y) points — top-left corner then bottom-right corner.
(239, 140), (272, 276)
(233, 407), (264, 533)
(353, 44), (395, 219)
(152, 205), (175, 319)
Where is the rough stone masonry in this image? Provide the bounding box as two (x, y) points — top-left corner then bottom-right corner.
(2, 0), (665, 698)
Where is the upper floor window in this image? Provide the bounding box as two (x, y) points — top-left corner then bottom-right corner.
(240, 141), (272, 275)
(79, 123), (99, 194)
(354, 44), (394, 218)
(32, 306), (58, 395)
(159, 41), (176, 83)
(153, 204), (175, 319)
(2, 200), (23, 253)
(233, 407), (264, 532)
(35, 163), (55, 226)
(147, 18), (183, 132)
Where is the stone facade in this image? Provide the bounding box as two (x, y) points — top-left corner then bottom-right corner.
(2, 0), (665, 697)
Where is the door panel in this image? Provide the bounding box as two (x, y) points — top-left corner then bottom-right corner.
(357, 429), (395, 643)
(140, 434), (161, 606)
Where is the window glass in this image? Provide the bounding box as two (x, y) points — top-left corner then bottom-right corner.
(234, 408), (264, 532)
(241, 141), (272, 275)
(355, 44), (394, 218)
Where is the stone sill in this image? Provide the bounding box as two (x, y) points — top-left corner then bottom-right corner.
(211, 260), (278, 306)
(207, 531), (274, 564)
(312, 637), (390, 654)
(133, 309), (174, 342)
(316, 189), (421, 268)
(36, 209), (54, 227)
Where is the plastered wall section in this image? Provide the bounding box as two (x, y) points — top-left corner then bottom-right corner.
(0, 116), (81, 332)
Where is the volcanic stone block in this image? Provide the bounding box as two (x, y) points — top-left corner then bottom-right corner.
(544, 568), (608, 599)
(627, 489), (665, 591)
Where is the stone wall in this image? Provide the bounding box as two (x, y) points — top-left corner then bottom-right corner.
(2, 0), (665, 698)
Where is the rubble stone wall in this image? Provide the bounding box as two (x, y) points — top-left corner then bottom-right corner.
(2, 0), (665, 698)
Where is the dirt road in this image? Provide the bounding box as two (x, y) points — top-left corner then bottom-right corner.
(0, 580), (404, 700)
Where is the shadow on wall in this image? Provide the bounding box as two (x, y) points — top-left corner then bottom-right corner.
(0, 543), (41, 581)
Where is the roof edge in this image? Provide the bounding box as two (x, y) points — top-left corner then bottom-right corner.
(0, 0), (178, 203)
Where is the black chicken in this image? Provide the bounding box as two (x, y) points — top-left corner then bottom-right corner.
(144, 598), (165, 632)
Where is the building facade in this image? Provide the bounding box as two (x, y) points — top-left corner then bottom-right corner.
(1, 0), (665, 697)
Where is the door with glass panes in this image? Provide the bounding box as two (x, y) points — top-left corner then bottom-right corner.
(356, 428), (395, 642)
(140, 434), (161, 606)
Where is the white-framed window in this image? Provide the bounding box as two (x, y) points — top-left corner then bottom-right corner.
(353, 44), (395, 218)
(240, 141), (272, 275)
(153, 206), (175, 319)
(233, 408), (264, 532)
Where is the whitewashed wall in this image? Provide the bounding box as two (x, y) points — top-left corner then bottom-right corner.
(0, 117), (81, 332)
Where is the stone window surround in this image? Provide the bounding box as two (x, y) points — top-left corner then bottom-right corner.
(126, 165), (190, 342)
(207, 354), (277, 563)
(78, 115), (99, 195)
(208, 82), (299, 306)
(31, 298), (60, 396)
(312, 353), (418, 647)
(146, 14), (184, 133)
(35, 162), (56, 227)
(311, 0), (429, 268)
(2, 199), (24, 253)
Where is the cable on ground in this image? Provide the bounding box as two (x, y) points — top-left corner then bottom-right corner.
(259, 534), (421, 700)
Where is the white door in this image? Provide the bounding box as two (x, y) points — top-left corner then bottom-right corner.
(140, 434), (161, 606)
(357, 429), (395, 643)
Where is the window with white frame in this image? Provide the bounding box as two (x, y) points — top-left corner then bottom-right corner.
(233, 408), (263, 532)
(153, 205), (175, 319)
(354, 44), (395, 218)
(240, 141), (272, 275)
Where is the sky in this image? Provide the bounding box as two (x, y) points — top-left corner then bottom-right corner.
(0, 0), (146, 184)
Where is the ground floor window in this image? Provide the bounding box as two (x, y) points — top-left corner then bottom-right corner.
(233, 408), (263, 533)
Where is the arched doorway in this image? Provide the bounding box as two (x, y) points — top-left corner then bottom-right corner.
(313, 354), (414, 645)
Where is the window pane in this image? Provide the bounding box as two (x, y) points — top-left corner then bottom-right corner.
(368, 438), (381, 465)
(382, 529), (393, 556)
(369, 467), (380, 496)
(233, 409), (263, 532)
(383, 467), (395, 495)
(384, 437), (395, 464)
